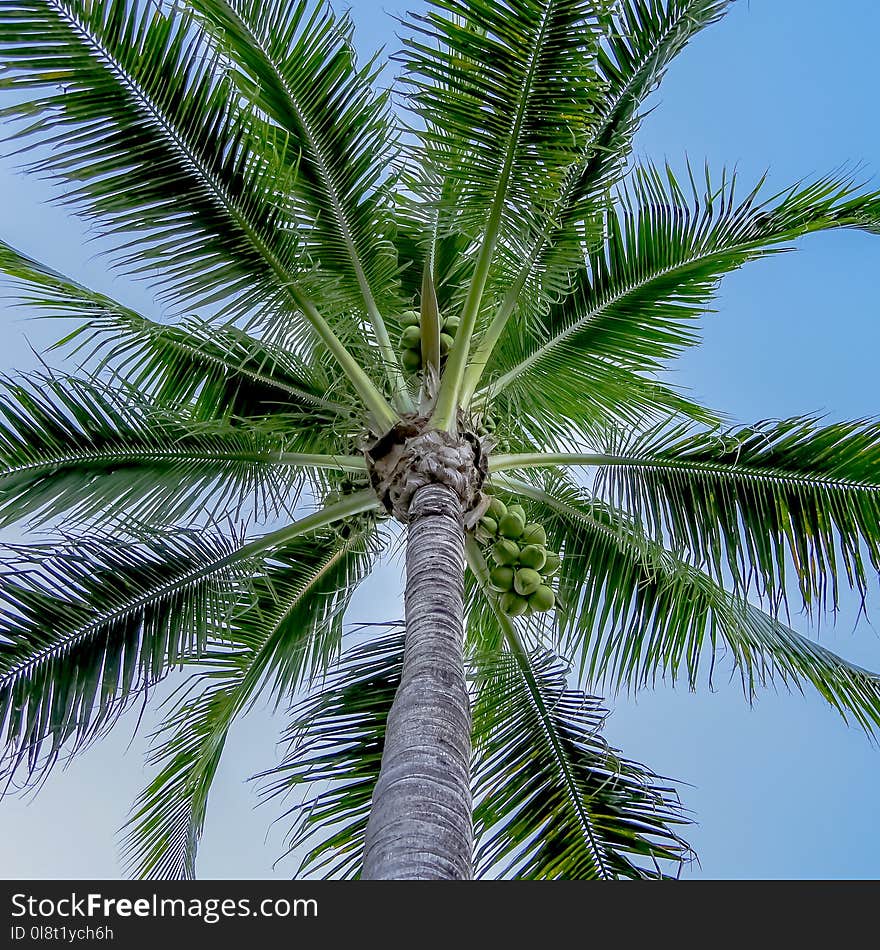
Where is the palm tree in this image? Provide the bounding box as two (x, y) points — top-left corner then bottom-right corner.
(1, 0), (879, 881)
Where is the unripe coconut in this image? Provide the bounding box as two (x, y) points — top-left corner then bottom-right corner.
(528, 584), (555, 612)
(514, 567), (542, 597)
(500, 591), (529, 617)
(479, 515), (498, 535)
(519, 544), (547, 571)
(487, 497), (507, 521)
(507, 504), (526, 523)
(542, 551), (561, 576)
(498, 511), (525, 540)
(489, 565), (515, 592)
(520, 523), (547, 547)
(443, 315), (461, 333)
(401, 310), (420, 327)
(401, 325), (422, 347)
(439, 332), (455, 355)
(401, 348), (422, 373)
(492, 538), (520, 566)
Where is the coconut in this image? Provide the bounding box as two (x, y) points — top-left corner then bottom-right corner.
(489, 565), (515, 592)
(528, 585), (555, 612)
(401, 310), (420, 327)
(498, 511), (525, 540)
(439, 332), (455, 355)
(492, 539), (520, 566)
(519, 544), (547, 571)
(487, 497), (507, 521)
(507, 504), (526, 523)
(500, 591), (529, 617)
(542, 551), (561, 576)
(443, 315), (461, 333)
(401, 325), (422, 347)
(514, 567), (542, 597)
(401, 348), (422, 373)
(479, 515), (498, 536)
(520, 523), (547, 547)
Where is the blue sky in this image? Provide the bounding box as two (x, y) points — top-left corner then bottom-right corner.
(1, 0), (879, 879)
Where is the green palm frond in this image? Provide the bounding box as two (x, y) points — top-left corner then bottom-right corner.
(0, 0), (398, 426)
(0, 0), (302, 326)
(190, 0), (406, 387)
(122, 521), (382, 880)
(0, 239), (350, 420)
(257, 627), (404, 880)
(471, 645), (690, 879)
(461, 1), (734, 401)
(481, 167), (880, 435)
(495, 473), (880, 734)
(401, 0), (608, 424)
(591, 416), (880, 613)
(0, 527), (254, 786)
(0, 373), (306, 528)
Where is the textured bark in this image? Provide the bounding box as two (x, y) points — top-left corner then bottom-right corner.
(362, 483), (473, 880)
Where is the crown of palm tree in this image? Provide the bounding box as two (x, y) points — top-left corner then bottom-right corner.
(1, 0), (879, 880)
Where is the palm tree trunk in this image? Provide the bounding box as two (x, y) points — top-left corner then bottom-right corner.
(361, 483), (473, 879)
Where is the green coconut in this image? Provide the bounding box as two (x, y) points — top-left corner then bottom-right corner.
(498, 511), (525, 540)
(489, 565), (515, 592)
(401, 348), (422, 373)
(439, 332), (455, 355)
(507, 504), (526, 523)
(443, 315), (460, 333)
(492, 538), (520, 566)
(401, 324), (422, 347)
(479, 515), (498, 535)
(528, 584), (555, 612)
(520, 522), (547, 547)
(500, 591), (529, 617)
(487, 497), (507, 521)
(542, 551), (561, 576)
(401, 310), (420, 327)
(514, 567), (542, 597)
(519, 544), (547, 571)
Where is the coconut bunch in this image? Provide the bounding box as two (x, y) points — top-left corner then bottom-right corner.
(475, 497), (559, 616)
(398, 310), (461, 373)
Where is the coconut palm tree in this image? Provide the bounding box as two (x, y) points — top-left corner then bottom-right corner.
(1, 0), (879, 881)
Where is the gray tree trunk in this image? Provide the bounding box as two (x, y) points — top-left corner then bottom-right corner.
(361, 483), (473, 880)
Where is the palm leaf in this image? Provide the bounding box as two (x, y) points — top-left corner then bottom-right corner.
(482, 167), (880, 433)
(0, 527), (254, 786)
(190, 0), (406, 386)
(257, 627), (404, 879)
(471, 646), (690, 879)
(121, 521), (382, 879)
(495, 473), (880, 734)
(0, 238), (349, 419)
(0, 372), (305, 528)
(591, 416), (880, 613)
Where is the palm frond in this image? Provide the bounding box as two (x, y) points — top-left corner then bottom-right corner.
(121, 521), (382, 879)
(0, 0), (304, 326)
(257, 627), (404, 880)
(495, 473), (880, 734)
(483, 167), (880, 429)
(0, 526), (255, 787)
(190, 0), (404, 340)
(472, 646), (691, 879)
(0, 238), (349, 419)
(461, 0), (734, 401)
(0, 372), (304, 528)
(592, 416), (880, 613)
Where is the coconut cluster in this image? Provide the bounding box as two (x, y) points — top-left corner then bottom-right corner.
(398, 310), (460, 373)
(475, 497), (559, 616)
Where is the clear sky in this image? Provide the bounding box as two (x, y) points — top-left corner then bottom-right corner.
(1, 0), (879, 879)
